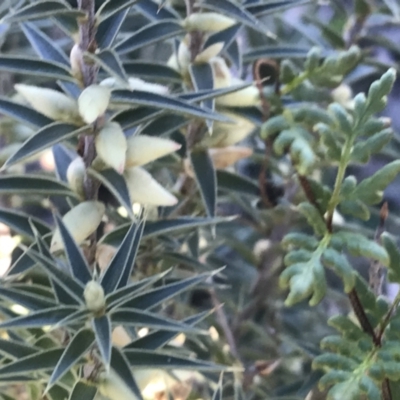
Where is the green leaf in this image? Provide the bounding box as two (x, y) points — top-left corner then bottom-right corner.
(21, 22), (80, 99)
(0, 285), (56, 311)
(0, 97), (52, 128)
(26, 250), (85, 303)
(217, 170), (260, 196)
(93, 315), (112, 369)
(47, 329), (95, 391)
(298, 202), (327, 236)
(101, 222), (143, 294)
(321, 248), (356, 292)
(3, 1), (85, 23)
(126, 310), (211, 350)
(352, 160), (400, 205)
(53, 214), (92, 286)
(0, 207), (51, 238)
(124, 349), (226, 370)
(0, 56), (74, 82)
(339, 199), (370, 221)
(190, 150), (217, 218)
(202, 0), (264, 33)
(52, 144), (76, 182)
(97, 0), (138, 21)
(100, 217), (232, 246)
(115, 20), (184, 55)
(112, 106), (162, 130)
(0, 175), (75, 197)
(2, 124), (89, 169)
(123, 61), (181, 83)
(142, 114), (188, 137)
(203, 23), (241, 53)
(115, 270), (219, 310)
(0, 339), (38, 359)
(110, 347), (143, 400)
(0, 348), (63, 376)
(351, 129), (392, 163)
(111, 90), (230, 122)
(246, 0), (310, 16)
(110, 308), (203, 334)
(282, 232), (319, 250)
(0, 306), (79, 329)
(244, 45), (310, 62)
(68, 381), (97, 400)
(382, 232), (400, 283)
(96, 8), (130, 49)
(85, 49), (128, 83)
(88, 168), (133, 219)
(136, 0), (179, 20)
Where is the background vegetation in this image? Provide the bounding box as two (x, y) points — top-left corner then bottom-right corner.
(0, 0), (400, 399)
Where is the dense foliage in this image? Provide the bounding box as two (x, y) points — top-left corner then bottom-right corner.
(0, 0), (400, 399)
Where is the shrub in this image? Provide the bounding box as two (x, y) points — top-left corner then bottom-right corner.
(0, 1), (399, 399)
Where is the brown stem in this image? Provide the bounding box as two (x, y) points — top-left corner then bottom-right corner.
(348, 289), (379, 346)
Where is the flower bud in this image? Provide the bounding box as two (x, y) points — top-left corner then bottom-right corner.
(201, 112), (255, 147)
(184, 146), (253, 177)
(184, 12), (236, 32)
(112, 326), (131, 347)
(50, 201), (105, 252)
(66, 156), (86, 198)
(100, 77), (168, 95)
(69, 43), (84, 83)
(216, 78), (260, 107)
(194, 42), (224, 64)
(15, 84), (81, 124)
(124, 167), (178, 206)
(126, 135), (181, 167)
(78, 85), (111, 124)
(95, 121), (127, 174)
(211, 57), (232, 88)
(98, 370), (138, 400)
(331, 84), (354, 110)
(84, 280), (105, 313)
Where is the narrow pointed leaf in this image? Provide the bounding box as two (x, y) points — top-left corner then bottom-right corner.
(0, 97), (52, 128)
(190, 150), (217, 217)
(126, 310), (211, 350)
(98, 0), (138, 21)
(101, 222), (142, 294)
(123, 61), (181, 83)
(217, 170), (260, 196)
(0, 348), (64, 376)
(135, 0), (179, 20)
(204, 24), (241, 50)
(26, 250), (84, 303)
(0, 338), (39, 359)
(21, 22), (69, 66)
(202, 0), (264, 33)
(244, 45), (311, 62)
(88, 168), (133, 220)
(111, 347), (143, 400)
(115, 20), (184, 55)
(96, 9), (130, 49)
(69, 381), (97, 400)
(85, 49), (128, 82)
(246, 0), (309, 16)
(4, 2), (84, 23)
(93, 315), (112, 368)
(190, 63), (214, 131)
(48, 329), (95, 390)
(0, 56), (74, 81)
(225, 39), (241, 70)
(106, 269), (172, 308)
(0, 208), (51, 238)
(20, 22), (81, 98)
(112, 106), (162, 130)
(54, 309), (89, 329)
(3, 124), (89, 169)
(212, 374), (224, 400)
(124, 349), (226, 370)
(100, 217), (233, 246)
(142, 114), (188, 137)
(52, 144), (76, 183)
(54, 214), (92, 285)
(110, 308), (203, 333)
(0, 175), (76, 197)
(116, 271), (216, 310)
(0, 306), (79, 329)
(111, 90), (230, 122)
(0, 286), (56, 311)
